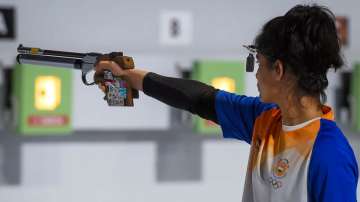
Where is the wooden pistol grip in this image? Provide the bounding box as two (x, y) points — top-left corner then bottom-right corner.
(112, 56), (139, 99)
(95, 54), (139, 106)
(112, 56), (137, 106)
(111, 56), (134, 70)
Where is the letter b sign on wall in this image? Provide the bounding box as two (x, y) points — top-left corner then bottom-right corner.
(160, 11), (193, 46)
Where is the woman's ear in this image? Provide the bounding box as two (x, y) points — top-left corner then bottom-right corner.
(273, 60), (285, 80)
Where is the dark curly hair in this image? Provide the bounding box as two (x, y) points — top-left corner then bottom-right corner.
(254, 4), (343, 103)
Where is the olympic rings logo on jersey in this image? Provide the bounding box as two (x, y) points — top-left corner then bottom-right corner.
(268, 177), (282, 189)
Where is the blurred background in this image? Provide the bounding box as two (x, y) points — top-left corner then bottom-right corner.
(0, 0), (359, 201)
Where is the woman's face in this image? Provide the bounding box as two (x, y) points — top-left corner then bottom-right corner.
(255, 53), (280, 103)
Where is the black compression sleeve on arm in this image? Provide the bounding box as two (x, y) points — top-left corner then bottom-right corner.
(143, 72), (218, 123)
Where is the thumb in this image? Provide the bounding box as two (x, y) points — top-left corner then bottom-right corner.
(95, 60), (124, 76)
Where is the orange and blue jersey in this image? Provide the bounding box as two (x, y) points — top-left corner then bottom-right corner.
(215, 90), (358, 202)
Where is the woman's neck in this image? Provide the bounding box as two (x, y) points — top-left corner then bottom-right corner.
(278, 96), (323, 126)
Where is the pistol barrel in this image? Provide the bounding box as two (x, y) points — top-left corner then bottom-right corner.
(17, 44), (86, 59)
(17, 54), (82, 70)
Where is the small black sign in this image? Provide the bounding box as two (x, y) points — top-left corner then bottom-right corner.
(0, 7), (15, 39)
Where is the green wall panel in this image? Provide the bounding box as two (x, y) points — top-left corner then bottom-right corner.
(191, 60), (245, 135)
(12, 64), (73, 135)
